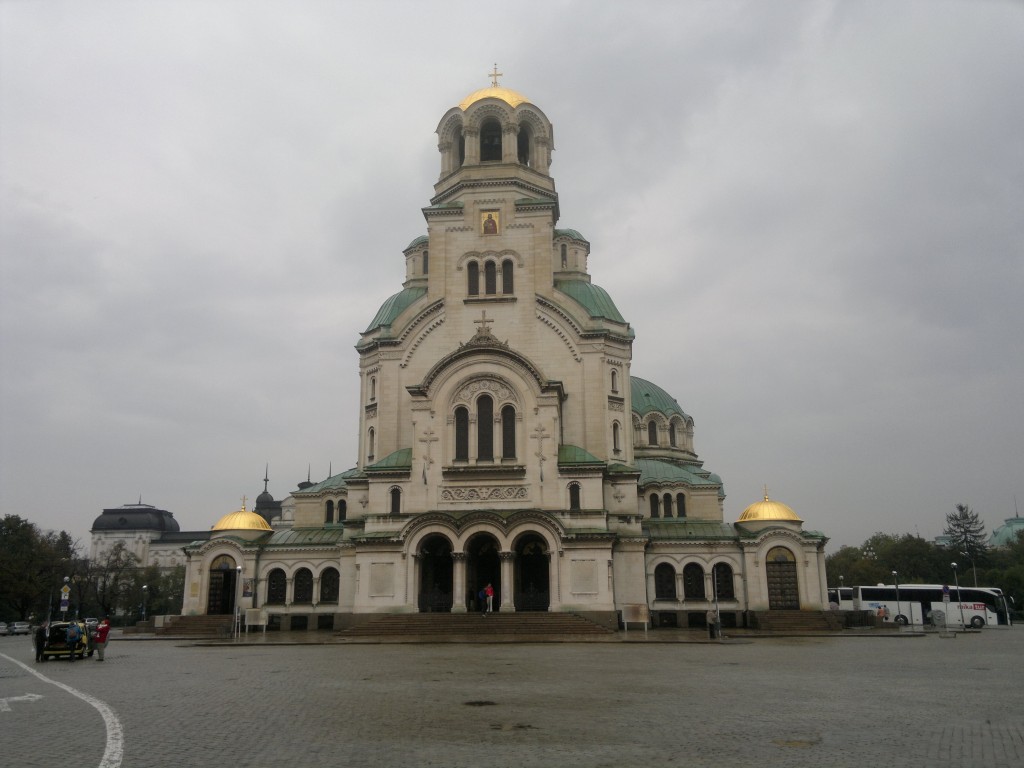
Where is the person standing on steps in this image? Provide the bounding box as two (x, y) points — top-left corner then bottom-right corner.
(485, 583), (494, 614)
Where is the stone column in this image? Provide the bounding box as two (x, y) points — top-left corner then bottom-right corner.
(463, 128), (480, 165)
(452, 553), (467, 613)
(502, 124), (518, 163)
(499, 551), (516, 612)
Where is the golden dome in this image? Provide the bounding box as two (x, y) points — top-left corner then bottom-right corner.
(459, 86), (530, 111)
(211, 503), (272, 532)
(738, 493), (802, 523)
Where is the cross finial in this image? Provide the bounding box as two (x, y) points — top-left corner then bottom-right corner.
(474, 310), (494, 334)
(489, 63), (503, 87)
(241, 495), (248, 511)
(763, 484), (770, 502)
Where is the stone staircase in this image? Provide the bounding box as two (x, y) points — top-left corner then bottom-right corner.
(748, 610), (843, 633)
(338, 612), (615, 639)
(155, 615), (234, 637)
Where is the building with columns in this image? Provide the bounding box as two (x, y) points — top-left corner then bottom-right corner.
(122, 78), (831, 630)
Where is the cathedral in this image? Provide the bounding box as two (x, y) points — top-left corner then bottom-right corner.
(93, 77), (830, 631)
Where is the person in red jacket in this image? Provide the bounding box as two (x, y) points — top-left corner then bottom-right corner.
(484, 583), (494, 614)
(93, 617), (111, 661)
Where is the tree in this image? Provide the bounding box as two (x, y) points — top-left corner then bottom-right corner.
(90, 541), (141, 619)
(0, 515), (78, 621)
(944, 504), (988, 584)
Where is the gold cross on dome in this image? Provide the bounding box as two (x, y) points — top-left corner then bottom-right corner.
(489, 64), (503, 87)
(240, 495), (248, 511)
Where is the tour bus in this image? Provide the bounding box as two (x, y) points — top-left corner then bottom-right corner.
(827, 587), (854, 610)
(852, 584), (1012, 628)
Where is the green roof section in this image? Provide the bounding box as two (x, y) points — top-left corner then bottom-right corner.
(557, 444), (605, 467)
(364, 286), (427, 334)
(554, 228), (589, 243)
(265, 528), (347, 547)
(645, 520), (739, 542)
(634, 458), (721, 488)
(631, 377), (690, 419)
(365, 447), (413, 471)
(554, 280), (626, 324)
(405, 235), (429, 250)
(293, 467), (362, 496)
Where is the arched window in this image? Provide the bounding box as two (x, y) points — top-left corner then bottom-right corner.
(654, 563), (677, 600)
(266, 569), (286, 604)
(369, 376), (376, 402)
(648, 421), (658, 446)
(649, 494), (660, 518)
(480, 118), (502, 161)
(560, 243), (567, 269)
(676, 493), (686, 518)
(484, 261), (497, 295)
(294, 568), (313, 603)
(501, 259), (514, 294)
(337, 499), (347, 522)
(477, 395), (494, 461)
(683, 563), (706, 600)
(467, 261), (479, 296)
(612, 422), (621, 454)
(669, 422), (677, 447)
(501, 404), (516, 459)
(663, 493), (673, 518)
(367, 428), (375, 462)
(569, 482), (581, 510)
(325, 500), (334, 524)
(389, 487), (402, 515)
(610, 369), (618, 393)
(712, 563), (735, 601)
(517, 124), (531, 166)
(320, 568), (340, 603)
(454, 406), (470, 461)
(422, 250), (429, 275)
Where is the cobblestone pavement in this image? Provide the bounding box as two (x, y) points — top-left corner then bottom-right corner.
(2, 628), (1022, 768)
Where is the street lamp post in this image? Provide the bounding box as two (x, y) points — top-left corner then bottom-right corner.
(892, 570), (903, 626)
(951, 562), (965, 629)
(141, 585), (148, 622)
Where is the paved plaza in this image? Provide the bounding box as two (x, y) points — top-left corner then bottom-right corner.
(1, 628), (1022, 767)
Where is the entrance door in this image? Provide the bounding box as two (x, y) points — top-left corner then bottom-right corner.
(765, 547), (799, 610)
(206, 555), (238, 615)
(418, 534), (453, 612)
(465, 534), (500, 612)
(515, 534), (549, 611)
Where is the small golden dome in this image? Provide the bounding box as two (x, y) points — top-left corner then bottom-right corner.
(459, 86), (530, 111)
(738, 493), (802, 523)
(211, 503), (272, 532)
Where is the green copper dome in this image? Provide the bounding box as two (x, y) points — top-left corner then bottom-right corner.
(631, 377), (690, 420)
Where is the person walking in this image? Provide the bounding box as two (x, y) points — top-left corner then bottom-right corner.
(93, 617), (111, 661)
(65, 621), (83, 662)
(706, 608), (718, 640)
(34, 622), (47, 662)
(484, 583), (494, 614)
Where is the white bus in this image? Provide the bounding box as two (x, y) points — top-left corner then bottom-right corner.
(852, 584), (1012, 629)
(827, 587), (854, 610)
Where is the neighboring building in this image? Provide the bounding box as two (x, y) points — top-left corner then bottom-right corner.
(990, 515), (1024, 548)
(97, 78), (831, 629)
(90, 502), (202, 570)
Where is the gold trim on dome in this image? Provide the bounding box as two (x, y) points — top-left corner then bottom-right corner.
(737, 493), (802, 522)
(459, 86), (530, 111)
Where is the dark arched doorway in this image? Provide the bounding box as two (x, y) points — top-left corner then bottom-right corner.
(514, 533), (549, 611)
(417, 534), (453, 612)
(766, 547), (800, 609)
(465, 533), (501, 612)
(206, 554), (238, 615)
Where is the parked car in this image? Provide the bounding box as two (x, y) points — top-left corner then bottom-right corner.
(38, 621), (92, 661)
(0, 622), (9, 636)
(10, 622), (31, 635)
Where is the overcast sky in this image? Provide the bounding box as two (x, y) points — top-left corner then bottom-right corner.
(1, 1), (1021, 554)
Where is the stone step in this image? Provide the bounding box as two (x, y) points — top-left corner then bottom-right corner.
(339, 612), (614, 637)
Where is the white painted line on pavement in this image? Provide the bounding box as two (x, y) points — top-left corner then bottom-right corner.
(0, 652), (124, 768)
